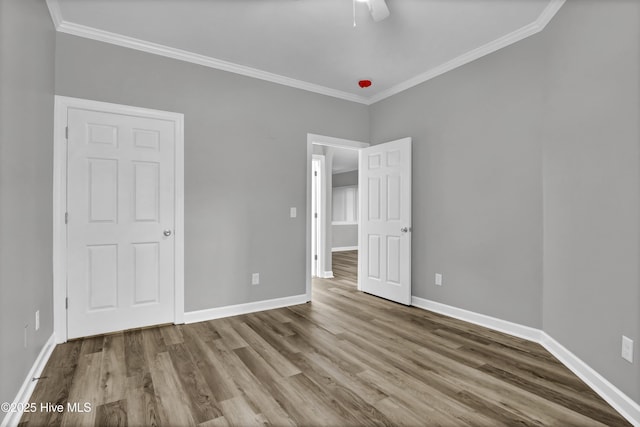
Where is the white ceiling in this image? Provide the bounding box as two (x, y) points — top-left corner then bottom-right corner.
(47, 0), (563, 104)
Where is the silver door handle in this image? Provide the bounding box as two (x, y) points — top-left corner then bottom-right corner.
(401, 227), (411, 233)
(163, 229), (172, 237)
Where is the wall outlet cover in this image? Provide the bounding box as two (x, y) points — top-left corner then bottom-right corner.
(252, 273), (260, 285)
(435, 273), (443, 286)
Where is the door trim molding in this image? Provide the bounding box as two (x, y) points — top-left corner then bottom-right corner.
(53, 96), (185, 343)
(306, 134), (368, 301)
(311, 155), (325, 279)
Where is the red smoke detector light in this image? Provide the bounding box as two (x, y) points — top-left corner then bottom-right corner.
(358, 80), (372, 88)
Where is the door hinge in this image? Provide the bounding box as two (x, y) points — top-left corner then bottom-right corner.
(65, 297), (68, 309)
(65, 212), (68, 224)
(314, 213), (318, 218)
(314, 255), (318, 260)
(314, 171), (317, 176)
(65, 126), (68, 140)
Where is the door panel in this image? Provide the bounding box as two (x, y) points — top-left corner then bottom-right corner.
(87, 244), (118, 310)
(88, 159), (118, 222)
(368, 234), (381, 279)
(133, 242), (160, 305)
(387, 236), (401, 284)
(133, 161), (160, 221)
(67, 108), (175, 339)
(368, 177), (381, 220)
(359, 138), (412, 305)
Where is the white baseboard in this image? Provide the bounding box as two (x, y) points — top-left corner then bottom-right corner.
(411, 296), (639, 427)
(1, 333), (56, 427)
(184, 294), (309, 324)
(315, 271), (334, 279)
(540, 332), (640, 426)
(411, 296), (542, 342)
(332, 246), (358, 252)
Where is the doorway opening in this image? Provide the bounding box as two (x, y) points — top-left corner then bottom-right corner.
(305, 134), (368, 302)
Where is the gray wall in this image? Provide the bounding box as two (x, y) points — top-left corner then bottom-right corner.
(370, 0), (639, 403)
(55, 34), (369, 311)
(540, 0), (640, 403)
(370, 22), (545, 328)
(0, 0), (55, 408)
(331, 225), (358, 249)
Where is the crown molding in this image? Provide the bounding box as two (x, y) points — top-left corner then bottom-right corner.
(45, 0), (63, 28)
(367, 0), (566, 104)
(45, 0), (564, 106)
(46, 0), (369, 105)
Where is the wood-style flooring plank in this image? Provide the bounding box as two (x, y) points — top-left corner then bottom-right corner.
(19, 341), (82, 427)
(167, 343), (223, 423)
(125, 372), (161, 427)
(99, 334), (127, 405)
(208, 338), (297, 426)
(60, 352), (101, 427)
(180, 326), (241, 403)
(94, 399), (127, 427)
(20, 251), (632, 426)
(218, 396), (266, 427)
(148, 352), (196, 426)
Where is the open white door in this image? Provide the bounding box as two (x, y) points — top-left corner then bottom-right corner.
(359, 138), (412, 305)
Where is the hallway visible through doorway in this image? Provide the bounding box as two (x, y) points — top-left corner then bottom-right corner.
(312, 250), (357, 294)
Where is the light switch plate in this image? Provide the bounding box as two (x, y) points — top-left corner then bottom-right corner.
(622, 336), (634, 363)
(290, 207), (297, 218)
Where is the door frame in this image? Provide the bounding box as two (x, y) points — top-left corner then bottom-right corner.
(311, 155), (325, 279)
(53, 96), (185, 343)
(305, 134), (368, 301)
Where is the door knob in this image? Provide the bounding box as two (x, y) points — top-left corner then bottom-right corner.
(401, 227), (411, 233)
(163, 229), (172, 237)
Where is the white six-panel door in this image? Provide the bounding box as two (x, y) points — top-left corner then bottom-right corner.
(66, 107), (176, 339)
(359, 138), (412, 305)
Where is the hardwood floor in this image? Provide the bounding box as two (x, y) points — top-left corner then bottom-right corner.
(20, 251), (630, 426)
(330, 249), (358, 283)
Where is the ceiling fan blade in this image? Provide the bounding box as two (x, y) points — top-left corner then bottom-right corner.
(367, 0), (389, 22)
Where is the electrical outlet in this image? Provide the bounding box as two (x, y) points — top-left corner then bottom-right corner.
(252, 273), (260, 285)
(622, 336), (634, 363)
(435, 273), (443, 286)
(290, 207), (297, 218)
(35, 310), (40, 331)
